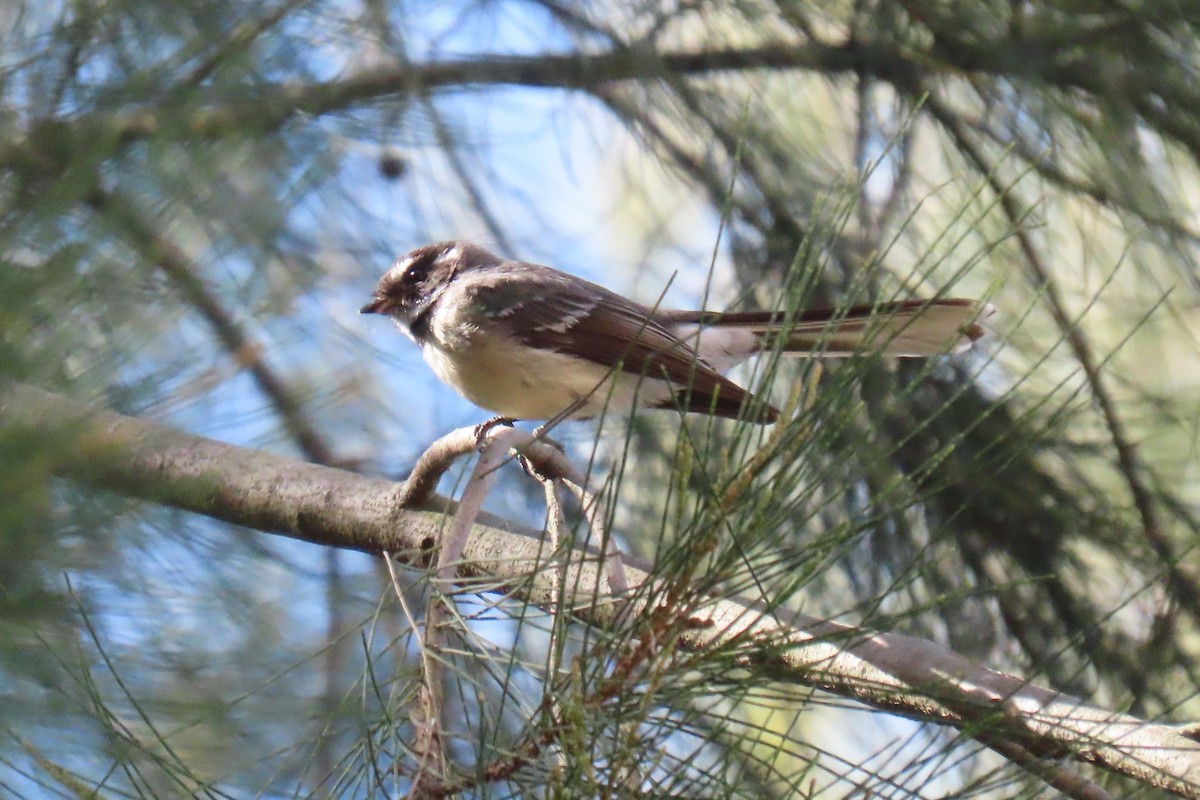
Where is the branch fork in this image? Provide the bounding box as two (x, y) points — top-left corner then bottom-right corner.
(392, 423), (628, 786)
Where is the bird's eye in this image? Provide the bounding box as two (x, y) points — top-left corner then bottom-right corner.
(402, 252), (439, 284)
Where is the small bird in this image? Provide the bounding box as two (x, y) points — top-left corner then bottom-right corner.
(361, 241), (990, 424)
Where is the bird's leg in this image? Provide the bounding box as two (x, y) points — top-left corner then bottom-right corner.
(465, 416), (558, 483)
(472, 415), (515, 446)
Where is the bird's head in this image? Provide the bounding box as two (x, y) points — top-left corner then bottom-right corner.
(361, 241), (497, 332)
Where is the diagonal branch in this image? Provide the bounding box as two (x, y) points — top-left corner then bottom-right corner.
(86, 188), (339, 466)
(3, 379), (1199, 797)
(85, 188), (353, 783)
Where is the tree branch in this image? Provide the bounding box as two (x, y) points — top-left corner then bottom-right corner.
(3, 380), (1199, 796)
(8, 33), (1169, 180)
(0, 42), (878, 179)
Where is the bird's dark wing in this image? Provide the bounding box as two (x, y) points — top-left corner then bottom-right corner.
(470, 264), (777, 421)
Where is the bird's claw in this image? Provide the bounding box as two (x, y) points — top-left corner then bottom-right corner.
(473, 415), (515, 447)
(471, 417), (567, 480)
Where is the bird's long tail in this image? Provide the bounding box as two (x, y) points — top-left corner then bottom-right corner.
(685, 298), (992, 358)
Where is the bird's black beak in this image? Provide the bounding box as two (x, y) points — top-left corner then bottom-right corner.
(360, 297), (386, 315)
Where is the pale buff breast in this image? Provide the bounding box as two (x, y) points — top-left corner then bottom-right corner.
(419, 335), (670, 419)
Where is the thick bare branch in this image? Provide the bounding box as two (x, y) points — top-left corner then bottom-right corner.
(2, 380), (1199, 795)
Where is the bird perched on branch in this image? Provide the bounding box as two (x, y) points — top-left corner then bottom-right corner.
(362, 241), (990, 425)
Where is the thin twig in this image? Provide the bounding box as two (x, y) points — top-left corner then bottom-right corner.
(398, 424), (629, 595)
(397, 425), (586, 508)
(382, 552), (446, 793)
(406, 430), (538, 791)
